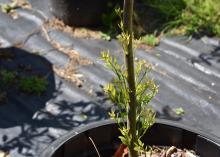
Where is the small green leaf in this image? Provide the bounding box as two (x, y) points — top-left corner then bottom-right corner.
(1, 4), (11, 13)
(119, 136), (128, 145)
(173, 107), (185, 115)
(141, 34), (159, 47)
(0, 70), (16, 85)
(101, 33), (111, 41)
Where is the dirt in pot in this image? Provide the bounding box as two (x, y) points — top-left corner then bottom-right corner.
(113, 144), (199, 157)
(86, 144), (199, 157)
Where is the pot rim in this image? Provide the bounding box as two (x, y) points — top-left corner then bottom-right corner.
(38, 119), (220, 157)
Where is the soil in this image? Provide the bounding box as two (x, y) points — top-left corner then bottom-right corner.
(113, 144), (199, 157)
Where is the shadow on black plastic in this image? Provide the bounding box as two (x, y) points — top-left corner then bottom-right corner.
(0, 47), (109, 156)
(191, 46), (220, 66)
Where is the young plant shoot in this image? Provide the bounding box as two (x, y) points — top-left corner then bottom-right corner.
(101, 0), (158, 156)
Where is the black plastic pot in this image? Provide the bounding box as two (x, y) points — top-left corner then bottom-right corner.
(39, 119), (220, 157)
(49, 0), (120, 27)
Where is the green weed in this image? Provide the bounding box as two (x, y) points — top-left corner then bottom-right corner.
(173, 107), (185, 115)
(145, 0), (220, 37)
(1, 0), (30, 14)
(18, 76), (48, 95)
(1, 0), (17, 13)
(140, 34), (159, 47)
(101, 32), (111, 41)
(0, 70), (16, 85)
(142, 0), (185, 19)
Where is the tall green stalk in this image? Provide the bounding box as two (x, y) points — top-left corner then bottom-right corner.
(101, 0), (158, 156)
(123, 0), (138, 157)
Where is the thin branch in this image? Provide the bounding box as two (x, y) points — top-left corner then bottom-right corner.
(88, 137), (101, 157)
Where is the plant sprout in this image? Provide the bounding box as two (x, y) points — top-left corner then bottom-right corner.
(101, 0), (158, 156)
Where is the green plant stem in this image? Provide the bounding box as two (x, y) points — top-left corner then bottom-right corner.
(123, 0), (138, 157)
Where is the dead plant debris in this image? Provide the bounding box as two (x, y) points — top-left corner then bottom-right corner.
(15, 0), (31, 9)
(44, 18), (103, 39)
(53, 60), (83, 88)
(53, 47), (92, 86)
(50, 41), (79, 59)
(0, 150), (9, 157)
(146, 146), (198, 157)
(42, 20), (93, 65)
(45, 18), (74, 34)
(52, 48), (92, 88)
(41, 21), (93, 87)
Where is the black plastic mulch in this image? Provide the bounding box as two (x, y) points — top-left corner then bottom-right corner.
(0, 0), (220, 156)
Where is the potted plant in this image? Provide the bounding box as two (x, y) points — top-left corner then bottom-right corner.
(40, 0), (220, 156)
(49, 0), (121, 27)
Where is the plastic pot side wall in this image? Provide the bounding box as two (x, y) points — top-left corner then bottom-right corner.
(39, 119), (220, 157)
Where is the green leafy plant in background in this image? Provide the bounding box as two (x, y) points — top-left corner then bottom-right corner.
(140, 34), (159, 47)
(0, 70), (16, 85)
(101, 2), (122, 39)
(0, 69), (16, 103)
(142, 0), (185, 20)
(101, 1), (158, 155)
(18, 76), (48, 95)
(144, 0), (220, 37)
(101, 32), (111, 41)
